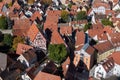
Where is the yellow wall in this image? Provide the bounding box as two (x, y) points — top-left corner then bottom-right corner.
(97, 49), (114, 62)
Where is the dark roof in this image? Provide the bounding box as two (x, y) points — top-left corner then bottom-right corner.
(42, 61), (58, 75)
(0, 69), (21, 80)
(22, 49), (37, 63)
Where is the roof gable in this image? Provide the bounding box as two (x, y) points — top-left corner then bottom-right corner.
(50, 31), (65, 44)
(16, 43), (33, 55)
(27, 23), (39, 41)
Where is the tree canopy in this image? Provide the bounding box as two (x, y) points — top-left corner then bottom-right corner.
(41, 0), (52, 5)
(0, 15), (8, 29)
(101, 19), (113, 27)
(3, 34), (13, 47)
(84, 23), (92, 32)
(76, 11), (87, 20)
(61, 10), (69, 23)
(12, 36), (25, 50)
(48, 44), (68, 64)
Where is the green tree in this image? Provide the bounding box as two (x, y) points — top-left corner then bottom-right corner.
(61, 10), (69, 22)
(84, 23), (92, 32)
(48, 44), (68, 64)
(76, 11), (87, 20)
(101, 19), (113, 27)
(3, 34), (13, 47)
(68, 3), (72, 8)
(41, 0), (52, 5)
(12, 36), (25, 50)
(0, 15), (8, 29)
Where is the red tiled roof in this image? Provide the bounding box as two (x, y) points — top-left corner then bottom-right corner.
(92, 22), (104, 29)
(62, 57), (70, 76)
(108, 51), (120, 65)
(85, 46), (95, 55)
(75, 45), (83, 51)
(88, 29), (108, 41)
(47, 10), (61, 16)
(0, 2), (4, 12)
(9, 11), (19, 20)
(102, 57), (114, 72)
(75, 31), (85, 47)
(50, 31), (65, 44)
(13, 18), (31, 36)
(94, 41), (113, 54)
(34, 72), (61, 80)
(44, 22), (58, 31)
(60, 26), (73, 35)
(11, 1), (20, 10)
(16, 43), (33, 55)
(106, 10), (115, 16)
(27, 23), (39, 41)
(103, 26), (114, 34)
(111, 18), (120, 23)
(30, 11), (42, 21)
(93, 2), (110, 9)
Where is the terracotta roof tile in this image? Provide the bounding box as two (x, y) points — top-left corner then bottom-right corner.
(30, 11), (42, 21)
(44, 22), (58, 31)
(108, 51), (120, 65)
(93, 2), (110, 9)
(62, 57), (70, 76)
(106, 10), (115, 16)
(11, 1), (20, 10)
(102, 57), (114, 72)
(92, 22), (104, 29)
(50, 31), (65, 44)
(85, 46), (95, 55)
(27, 23), (39, 41)
(75, 45), (84, 51)
(94, 41), (113, 54)
(13, 18), (31, 36)
(75, 31), (85, 47)
(0, 2), (4, 12)
(16, 43), (33, 55)
(88, 29), (108, 41)
(60, 26), (73, 35)
(103, 26), (114, 34)
(47, 10), (61, 16)
(9, 11), (19, 20)
(34, 72), (61, 80)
